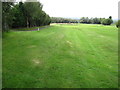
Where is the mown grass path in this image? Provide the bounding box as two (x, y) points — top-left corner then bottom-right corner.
(3, 24), (118, 88)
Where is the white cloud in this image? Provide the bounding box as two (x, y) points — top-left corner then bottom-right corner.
(39, 0), (119, 19)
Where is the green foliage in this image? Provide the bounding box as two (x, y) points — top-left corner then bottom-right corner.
(79, 17), (101, 24)
(80, 17), (88, 23)
(51, 17), (78, 23)
(51, 17), (113, 26)
(2, 2), (14, 31)
(116, 20), (120, 28)
(109, 16), (112, 19)
(92, 18), (101, 24)
(11, 2), (26, 28)
(2, 2), (51, 31)
(79, 17), (113, 26)
(101, 18), (113, 25)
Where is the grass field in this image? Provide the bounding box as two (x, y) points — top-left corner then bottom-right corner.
(3, 24), (118, 88)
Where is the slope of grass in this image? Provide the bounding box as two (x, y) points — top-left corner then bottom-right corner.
(3, 24), (118, 88)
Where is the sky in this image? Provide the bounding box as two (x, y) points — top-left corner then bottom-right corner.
(39, 0), (119, 20)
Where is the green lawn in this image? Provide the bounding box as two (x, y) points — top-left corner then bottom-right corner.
(3, 24), (118, 88)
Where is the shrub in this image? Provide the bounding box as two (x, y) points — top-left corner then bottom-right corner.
(116, 20), (120, 28)
(101, 18), (113, 25)
(92, 18), (101, 24)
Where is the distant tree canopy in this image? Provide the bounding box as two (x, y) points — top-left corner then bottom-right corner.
(101, 16), (113, 25)
(2, 2), (51, 32)
(51, 16), (113, 26)
(101, 18), (113, 25)
(51, 17), (78, 23)
(80, 17), (101, 24)
(79, 16), (113, 25)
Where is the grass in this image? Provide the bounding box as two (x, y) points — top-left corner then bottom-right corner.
(11, 25), (48, 31)
(3, 23), (118, 88)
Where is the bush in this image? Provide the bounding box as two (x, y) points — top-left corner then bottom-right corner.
(92, 18), (101, 24)
(116, 20), (120, 28)
(101, 18), (113, 25)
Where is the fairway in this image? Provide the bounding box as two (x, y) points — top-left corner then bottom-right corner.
(3, 24), (118, 88)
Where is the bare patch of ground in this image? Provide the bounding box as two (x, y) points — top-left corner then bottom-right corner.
(33, 59), (41, 65)
(66, 41), (73, 47)
(27, 45), (37, 48)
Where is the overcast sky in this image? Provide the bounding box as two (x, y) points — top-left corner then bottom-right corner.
(39, 0), (119, 19)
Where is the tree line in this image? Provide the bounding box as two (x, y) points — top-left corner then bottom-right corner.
(51, 17), (78, 23)
(51, 16), (113, 25)
(2, 2), (51, 32)
(2, 2), (118, 32)
(79, 16), (113, 25)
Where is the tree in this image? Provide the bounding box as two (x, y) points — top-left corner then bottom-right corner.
(116, 20), (120, 28)
(109, 16), (112, 19)
(51, 17), (78, 23)
(11, 2), (26, 28)
(23, 2), (51, 27)
(101, 18), (113, 25)
(92, 18), (101, 24)
(2, 1), (51, 31)
(80, 17), (87, 23)
(2, 2), (14, 31)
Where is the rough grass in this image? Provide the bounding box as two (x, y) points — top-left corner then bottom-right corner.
(3, 24), (118, 88)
